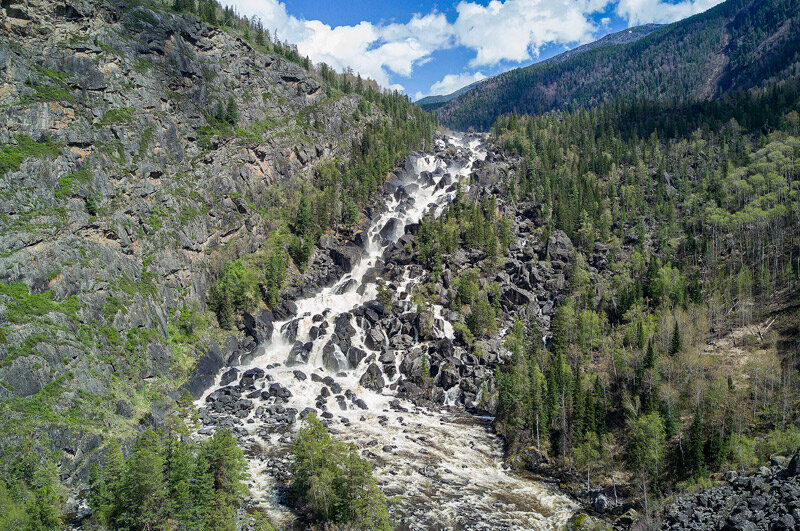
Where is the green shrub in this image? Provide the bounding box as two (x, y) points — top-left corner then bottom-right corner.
(99, 107), (134, 125)
(208, 259), (258, 329)
(0, 135), (60, 176)
(54, 168), (91, 200)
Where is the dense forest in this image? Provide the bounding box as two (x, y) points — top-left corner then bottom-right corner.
(482, 71), (800, 506)
(432, 0), (800, 131)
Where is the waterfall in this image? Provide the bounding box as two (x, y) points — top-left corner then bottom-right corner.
(195, 134), (577, 529)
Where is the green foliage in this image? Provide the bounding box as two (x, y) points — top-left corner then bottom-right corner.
(208, 259), (259, 328)
(466, 291), (497, 338)
(0, 447), (63, 531)
(626, 413), (666, 503)
(0, 135), (61, 177)
(99, 107), (134, 126)
(20, 79), (73, 104)
(288, 235), (315, 272)
(0, 282), (71, 324)
(54, 168), (91, 200)
(434, 0), (800, 130)
(89, 428), (249, 531)
(291, 415), (391, 529)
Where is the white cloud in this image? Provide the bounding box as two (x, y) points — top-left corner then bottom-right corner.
(226, 0), (452, 88)
(615, 0), (724, 25)
(415, 71), (488, 101)
(452, 0), (608, 67)
(226, 0), (725, 93)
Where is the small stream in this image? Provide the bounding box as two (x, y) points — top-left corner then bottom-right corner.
(195, 134), (577, 529)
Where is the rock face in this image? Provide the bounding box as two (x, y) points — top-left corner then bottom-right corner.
(0, 0), (405, 478)
(661, 451), (800, 530)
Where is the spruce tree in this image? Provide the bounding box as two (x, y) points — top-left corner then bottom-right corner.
(225, 96), (238, 125)
(670, 322), (682, 356)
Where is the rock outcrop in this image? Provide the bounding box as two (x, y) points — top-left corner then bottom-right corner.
(0, 0), (403, 480)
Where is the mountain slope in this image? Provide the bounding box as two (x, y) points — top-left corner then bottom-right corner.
(0, 0), (431, 481)
(434, 0), (800, 130)
(417, 24), (661, 112)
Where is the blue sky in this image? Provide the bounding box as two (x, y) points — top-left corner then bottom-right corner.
(226, 0), (724, 101)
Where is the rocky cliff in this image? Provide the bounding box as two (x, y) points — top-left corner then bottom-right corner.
(0, 0), (409, 480)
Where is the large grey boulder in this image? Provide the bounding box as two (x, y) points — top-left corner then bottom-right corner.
(546, 230), (574, 264)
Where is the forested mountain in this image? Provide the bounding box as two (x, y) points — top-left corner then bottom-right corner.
(433, 0), (800, 130)
(417, 24), (661, 112)
(403, 64), (800, 527)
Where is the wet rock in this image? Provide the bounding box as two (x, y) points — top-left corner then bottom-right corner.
(364, 328), (387, 351)
(272, 300), (298, 321)
(322, 342), (350, 373)
(328, 243), (362, 273)
(220, 368), (238, 386)
(286, 341), (311, 366)
(360, 363), (385, 391)
(268, 383), (292, 399)
(239, 368), (264, 388)
(243, 309), (274, 343)
(438, 360), (460, 389)
(347, 346), (367, 367)
(334, 314), (356, 340)
(293, 370), (307, 381)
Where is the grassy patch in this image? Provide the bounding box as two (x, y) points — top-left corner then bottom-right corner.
(54, 168), (92, 200)
(102, 295), (127, 323)
(139, 126), (154, 159)
(235, 117), (279, 144)
(0, 135), (61, 176)
(99, 107), (134, 126)
(19, 80), (73, 104)
(0, 282), (78, 324)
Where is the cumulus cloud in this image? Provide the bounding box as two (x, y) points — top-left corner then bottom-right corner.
(226, 0), (725, 92)
(453, 0), (608, 67)
(415, 72), (488, 101)
(227, 0), (452, 87)
(615, 0), (725, 25)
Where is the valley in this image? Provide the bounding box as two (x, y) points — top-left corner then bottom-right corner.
(1, 0), (800, 530)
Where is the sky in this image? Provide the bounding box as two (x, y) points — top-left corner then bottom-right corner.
(225, 0), (725, 101)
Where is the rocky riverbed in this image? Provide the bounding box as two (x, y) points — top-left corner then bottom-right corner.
(190, 133), (580, 529)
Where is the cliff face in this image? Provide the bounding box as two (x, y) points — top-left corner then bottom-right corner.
(0, 0), (384, 475)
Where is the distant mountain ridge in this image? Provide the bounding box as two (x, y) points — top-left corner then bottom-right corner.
(432, 0), (800, 130)
(416, 23), (662, 111)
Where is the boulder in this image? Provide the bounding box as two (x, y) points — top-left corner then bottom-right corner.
(364, 328), (386, 351)
(322, 343), (349, 373)
(347, 346), (367, 367)
(220, 368), (238, 386)
(329, 243), (361, 273)
(286, 341), (311, 366)
(180, 341), (225, 399)
(546, 230), (574, 263)
(360, 363), (385, 391)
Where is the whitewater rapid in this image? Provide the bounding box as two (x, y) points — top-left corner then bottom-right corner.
(195, 134), (578, 529)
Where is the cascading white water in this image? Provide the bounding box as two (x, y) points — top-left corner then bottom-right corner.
(196, 134), (578, 529)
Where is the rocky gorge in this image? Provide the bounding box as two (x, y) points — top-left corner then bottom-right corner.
(0, 0), (414, 483)
(188, 133), (582, 529)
